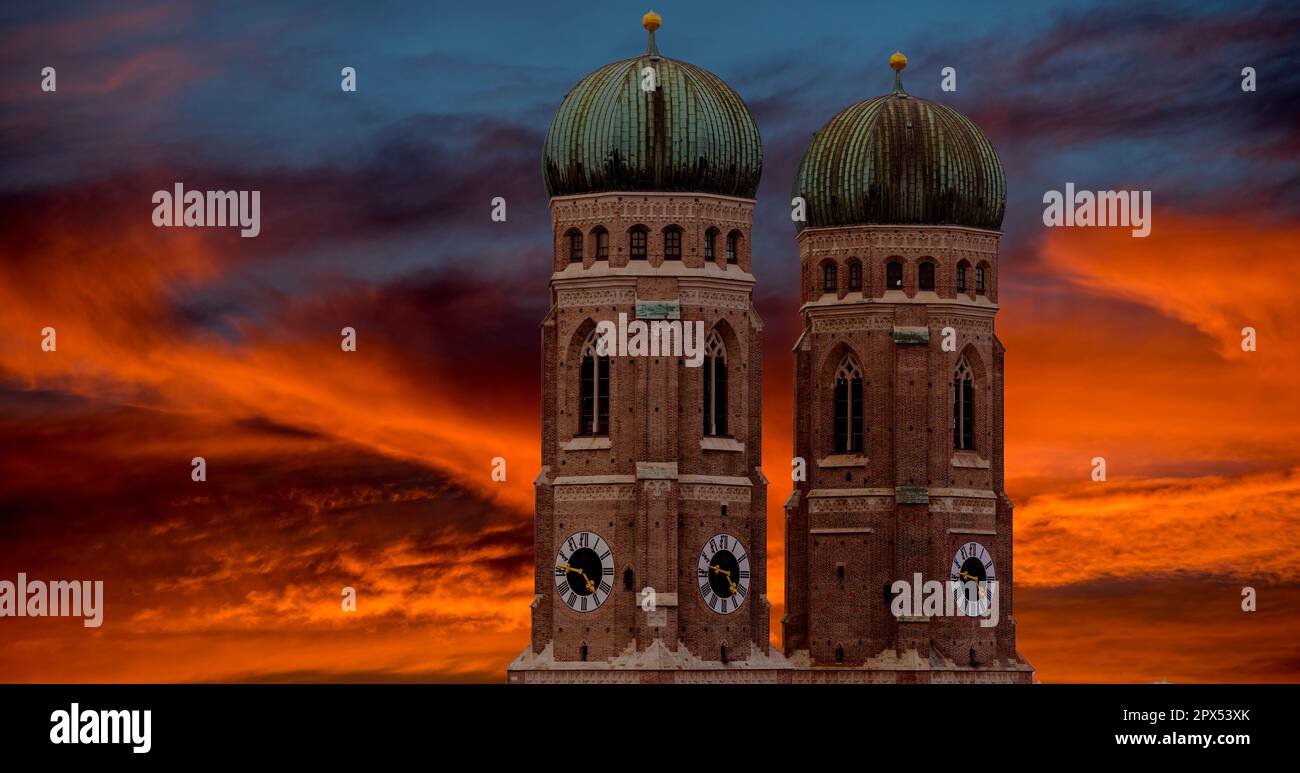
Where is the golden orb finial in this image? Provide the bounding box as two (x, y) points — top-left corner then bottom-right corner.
(889, 50), (908, 72)
(643, 10), (662, 32)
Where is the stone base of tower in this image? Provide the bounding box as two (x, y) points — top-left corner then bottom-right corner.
(507, 639), (794, 684)
(783, 648), (1035, 684)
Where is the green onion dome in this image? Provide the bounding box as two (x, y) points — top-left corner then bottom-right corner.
(543, 12), (763, 199)
(794, 52), (1006, 231)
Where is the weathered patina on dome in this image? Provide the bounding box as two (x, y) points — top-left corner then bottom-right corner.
(793, 59), (1005, 231)
(543, 23), (762, 199)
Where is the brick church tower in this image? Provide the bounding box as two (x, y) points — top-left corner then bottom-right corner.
(781, 53), (1034, 683)
(509, 12), (789, 683)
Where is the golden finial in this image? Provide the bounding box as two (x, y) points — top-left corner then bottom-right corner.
(643, 11), (662, 56)
(889, 50), (908, 95)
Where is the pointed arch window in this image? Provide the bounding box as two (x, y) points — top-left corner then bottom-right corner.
(594, 228), (609, 260)
(833, 355), (864, 454)
(630, 227), (648, 259)
(822, 262), (838, 294)
(886, 260), (903, 289)
(976, 266), (986, 294)
(953, 356), (975, 451)
(726, 232), (739, 264)
(956, 263), (967, 293)
(704, 229), (717, 260)
(579, 330), (610, 436)
(702, 333), (728, 437)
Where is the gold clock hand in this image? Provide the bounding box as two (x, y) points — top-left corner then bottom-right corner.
(709, 564), (738, 594)
(559, 563), (596, 593)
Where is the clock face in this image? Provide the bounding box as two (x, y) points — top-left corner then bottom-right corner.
(949, 540), (996, 617)
(697, 533), (750, 615)
(553, 530), (614, 613)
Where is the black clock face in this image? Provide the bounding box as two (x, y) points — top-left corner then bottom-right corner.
(949, 541), (996, 616)
(697, 533), (750, 615)
(553, 531), (614, 613)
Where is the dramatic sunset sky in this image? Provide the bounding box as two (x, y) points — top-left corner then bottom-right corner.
(2, 0), (1297, 683)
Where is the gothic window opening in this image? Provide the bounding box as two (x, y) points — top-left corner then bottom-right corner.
(623, 567), (634, 592)
(664, 227), (682, 260)
(976, 266), (986, 294)
(833, 355), (864, 454)
(848, 261), (862, 292)
(704, 228), (717, 260)
(630, 227), (648, 259)
(580, 642), (589, 662)
(952, 356), (975, 451)
(595, 228), (609, 259)
(579, 330), (610, 436)
(886, 260), (903, 289)
(726, 232), (739, 263)
(720, 644), (728, 664)
(822, 262), (837, 294)
(835, 644), (845, 664)
(919, 260), (935, 291)
(702, 332), (728, 437)
(956, 263), (967, 293)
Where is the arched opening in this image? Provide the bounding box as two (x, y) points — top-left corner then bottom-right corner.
(704, 228), (718, 260)
(835, 644), (845, 664)
(956, 260), (970, 293)
(593, 227), (609, 260)
(720, 644), (729, 664)
(703, 332), (728, 436)
(567, 229), (583, 263)
(919, 260), (936, 291)
(623, 566), (634, 592)
(976, 265), (987, 295)
(847, 259), (862, 292)
(629, 226), (648, 260)
(580, 641), (589, 662)
(580, 329), (610, 436)
(886, 260), (903, 290)
(726, 231), (740, 264)
(663, 226), (682, 260)
(833, 355), (864, 454)
(822, 261), (838, 294)
(952, 355), (975, 451)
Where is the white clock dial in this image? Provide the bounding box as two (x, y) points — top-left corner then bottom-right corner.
(697, 533), (750, 615)
(554, 530), (614, 613)
(949, 540), (996, 617)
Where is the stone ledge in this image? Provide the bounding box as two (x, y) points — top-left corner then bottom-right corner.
(562, 436), (611, 451)
(817, 454), (868, 468)
(700, 436), (745, 452)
